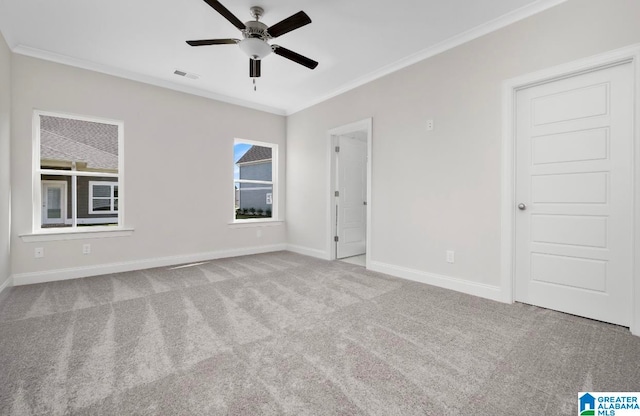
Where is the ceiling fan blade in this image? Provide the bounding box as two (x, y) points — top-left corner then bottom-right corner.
(267, 11), (311, 38)
(186, 39), (238, 46)
(202, 0), (246, 31)
(273, 46), (318, 70)
(250, 59), (261, 78)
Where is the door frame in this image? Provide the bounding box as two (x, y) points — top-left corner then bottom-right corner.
(501, 44), (640, 335)
(327, 118), (372, 266)
(41, 180), (68, 225)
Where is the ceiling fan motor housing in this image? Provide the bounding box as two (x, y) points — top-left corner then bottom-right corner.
(240, 18), (273, 60)
(243, 20), (269, 40)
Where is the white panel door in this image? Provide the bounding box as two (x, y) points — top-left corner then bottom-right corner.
(515, 63), (633, 326)
(336, 135), (367, 259)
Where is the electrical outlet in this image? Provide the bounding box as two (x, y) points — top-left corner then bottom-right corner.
(426, 119), (434, 131)
(35, 247), (44, 258)
(446, 250), (455, 263)
(83, 244), (91, 255)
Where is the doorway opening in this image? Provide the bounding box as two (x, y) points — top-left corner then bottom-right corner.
(328, 119), (372, 267)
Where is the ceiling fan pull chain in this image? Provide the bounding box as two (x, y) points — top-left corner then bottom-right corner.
(253, 78), (257, 91)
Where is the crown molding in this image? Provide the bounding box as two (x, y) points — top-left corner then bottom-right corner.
(284, 0), (568, 115)
(8, 0), (567, 118)
(11, 45), (287, 116)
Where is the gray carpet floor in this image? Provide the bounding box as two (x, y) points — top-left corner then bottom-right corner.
(0, 251), (638, 415)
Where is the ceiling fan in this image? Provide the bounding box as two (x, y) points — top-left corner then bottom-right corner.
(186, 0), (319, 79)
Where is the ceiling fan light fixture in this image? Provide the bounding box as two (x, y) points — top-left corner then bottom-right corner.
(239, 38), (272, 60)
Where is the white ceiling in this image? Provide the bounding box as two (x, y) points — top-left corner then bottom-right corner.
(0, 0), (564, 115)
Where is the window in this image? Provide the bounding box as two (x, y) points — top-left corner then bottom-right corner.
(89, 181), (119, 214)
(35, 111), (123, 230)
(234, 139), (277, 221)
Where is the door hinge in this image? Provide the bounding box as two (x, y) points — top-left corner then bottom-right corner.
(335, 191), (339, 197)
(335, 146), (340, 153)
(334, 236), (339, 242)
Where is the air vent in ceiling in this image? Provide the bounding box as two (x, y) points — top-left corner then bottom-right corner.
(173, 69), (200, 80)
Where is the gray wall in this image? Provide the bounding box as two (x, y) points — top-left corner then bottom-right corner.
(5, 0), (640, 289)
(286, 0), (640, 289)
(0, 31), (10, 288)
(11, 55), (286, 276)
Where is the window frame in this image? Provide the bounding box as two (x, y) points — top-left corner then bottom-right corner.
(88, 181), (119, 214)
(233, 138), (278, 223)
(32, 110), (125, 234)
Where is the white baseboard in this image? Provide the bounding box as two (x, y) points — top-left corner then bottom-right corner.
(0, 275), (12, 294)
(369, 261), (506, 303)
(285, 244), (331, 260)
(12, 244), (288, 286)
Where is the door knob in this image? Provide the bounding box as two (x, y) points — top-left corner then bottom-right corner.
(518, 203), (526, 210)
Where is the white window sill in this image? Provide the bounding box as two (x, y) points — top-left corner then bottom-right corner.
(228, 220), (284, 228)
(20, 228), (134, 242)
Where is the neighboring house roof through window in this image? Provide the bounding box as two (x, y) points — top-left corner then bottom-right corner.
(236, 145), (272, 164)
(40, 115), (118, 171)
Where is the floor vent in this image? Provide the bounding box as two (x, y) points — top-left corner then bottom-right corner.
(168, 261), (209, 270)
